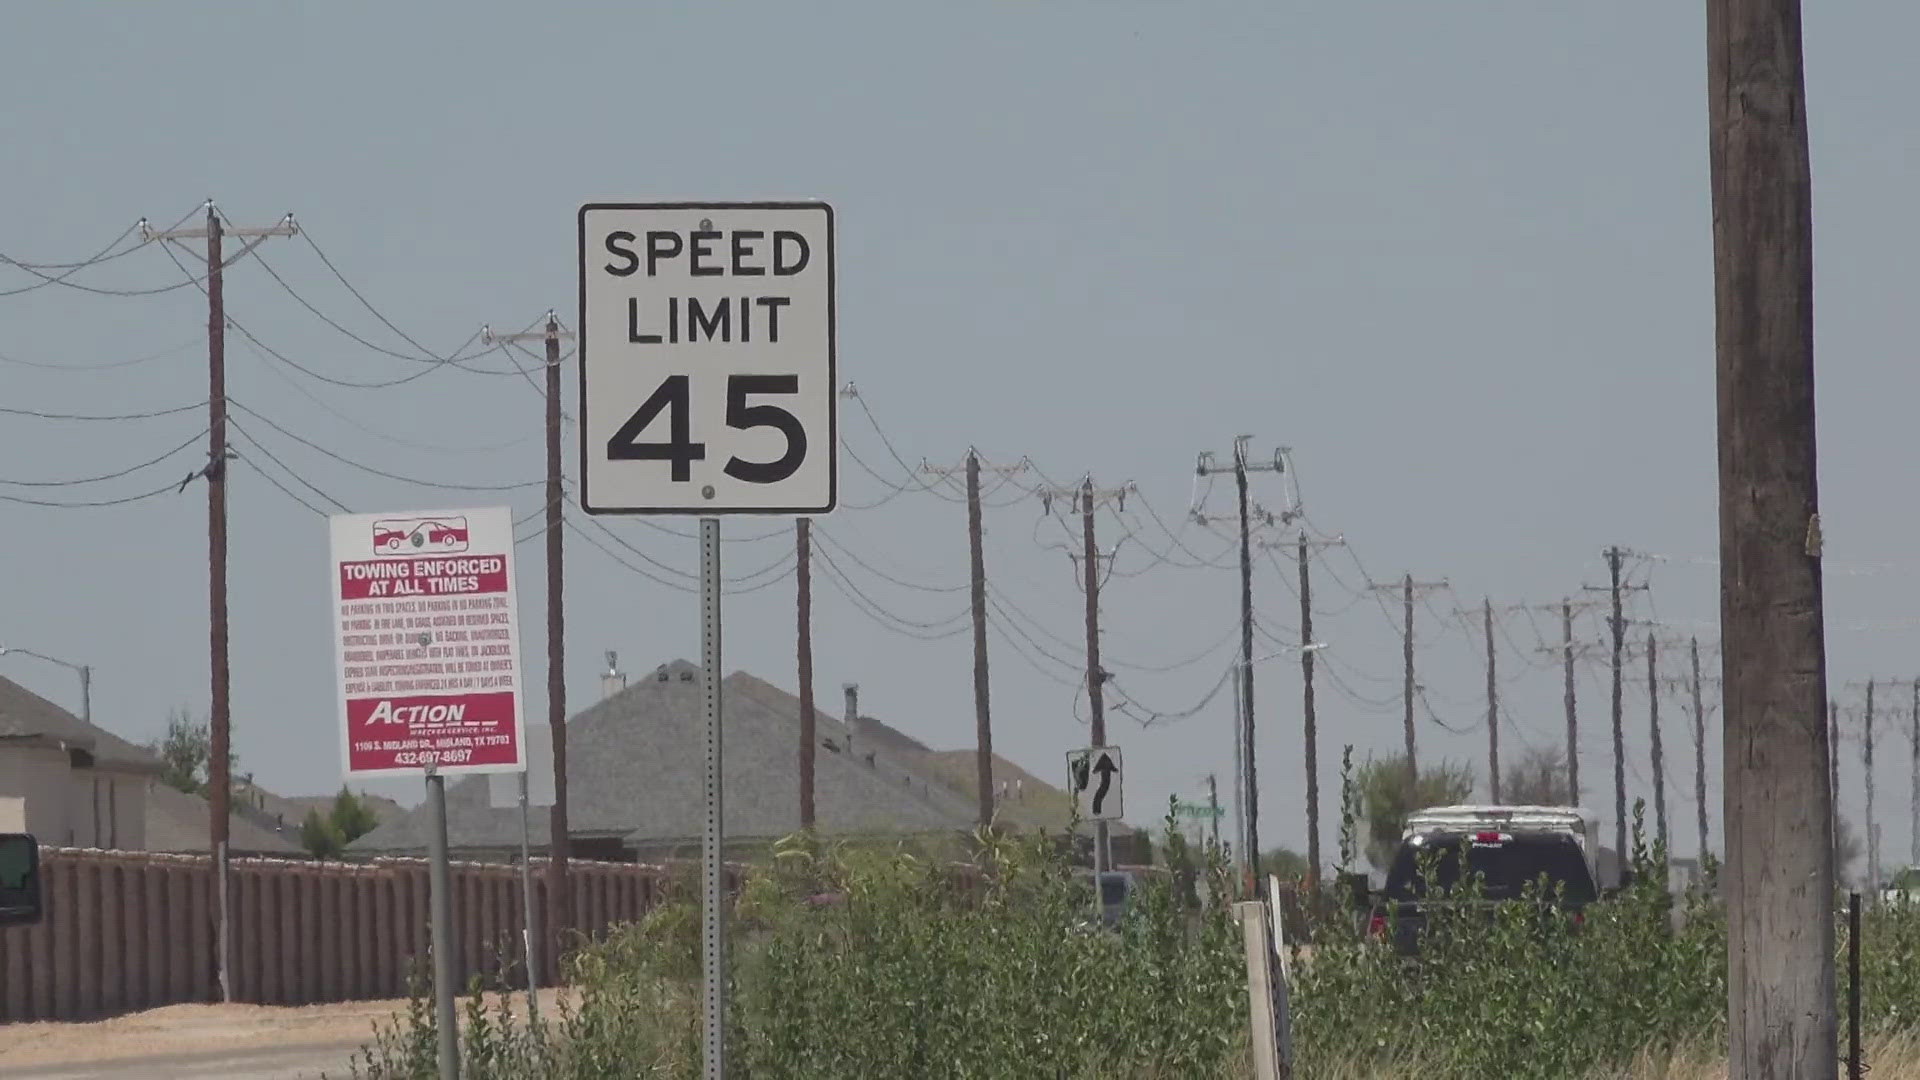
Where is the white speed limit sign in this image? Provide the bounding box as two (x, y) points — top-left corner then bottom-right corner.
(578, 202), (836, 515)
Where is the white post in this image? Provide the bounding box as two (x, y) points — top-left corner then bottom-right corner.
(1237, 901), (1282, 1080)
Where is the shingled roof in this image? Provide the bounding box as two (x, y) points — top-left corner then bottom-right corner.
(350, 661), (995, 857)
(0, 674), (162, 775)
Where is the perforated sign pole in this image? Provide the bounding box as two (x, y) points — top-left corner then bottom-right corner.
(580, 202), (835, 1080)
(700, 518), (724, 1080)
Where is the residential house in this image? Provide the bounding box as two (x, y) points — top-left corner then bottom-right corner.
(350, 660), (1120, 861)
(0, 675), (159, 849)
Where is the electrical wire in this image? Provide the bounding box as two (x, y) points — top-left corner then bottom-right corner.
(0, 400), (206, 421)
(244, 242), (514, 374)
(985, 613), (1083, 689)
(815, 548), (971, 641)
(0, 339), (200, 372)
(0, 426), (207, 487)
(0, 224), (163, 298)
(812, 542), (971, 633)
(812, 527), (968, 594)
(237, 456), (331, 518)
(299, 227), (532, 372)
(0, 479), (185, 508)
(240, 335), (540, 454)
(228, 419), (352, 513)
(227, 399), (542, 491)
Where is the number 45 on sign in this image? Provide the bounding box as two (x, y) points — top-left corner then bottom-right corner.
(1067, 747), (1123, 822)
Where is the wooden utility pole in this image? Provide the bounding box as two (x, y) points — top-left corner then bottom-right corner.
(1830, 700), (1842, 859)
(1606, 550), (1628, 865)
(1865, 681), (1878, 892)
(1298, 537), (1320, 890)
(1372, 574), (1447, 774)
(1536, 598), (1602, 805)
(1708, 0), (1834, 1065)
(487, 316), (576, 960)
(968, 453), (993, 830)
(1197, 439), (1284, 895)
(1690, 637), (1711, 860)
(1485, 599), (1501, 803)
(926, 453), (1024, 831)
(1584, 549), (1644, 865)
(796, 519), (816, 829)
(1081, 477), (1110, 876)
(142, 206), (296, 1003)
(541, 315), (569, 949)
(1566, 602), (1580, 803)
(1648, 633), (1668, 856)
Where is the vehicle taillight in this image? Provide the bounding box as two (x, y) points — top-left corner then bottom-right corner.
(1368, 912), (1388, 938)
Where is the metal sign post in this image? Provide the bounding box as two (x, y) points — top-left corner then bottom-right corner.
(579, 201), (836, 1079)
(425, 767), (460, 1080)
(517, 768), (540, 1025)
(701, 518), (725, 1079)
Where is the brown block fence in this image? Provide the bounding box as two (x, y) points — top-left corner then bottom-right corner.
(0, 848), (673, 1023)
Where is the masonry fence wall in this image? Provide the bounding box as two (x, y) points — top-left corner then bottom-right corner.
(0, 848), (673, 1023)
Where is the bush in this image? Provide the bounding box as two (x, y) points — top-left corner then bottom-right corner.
(345, 799), (1920, 1080)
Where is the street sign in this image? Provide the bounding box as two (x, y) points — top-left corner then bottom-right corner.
(1174, 799), (1226, 820)
(577, 201), (836, 515)
(328, 506), (526, 777)
(1067, 746), (1124, 821)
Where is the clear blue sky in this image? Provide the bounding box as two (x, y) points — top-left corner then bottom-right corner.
(2, 2), (1916, 873)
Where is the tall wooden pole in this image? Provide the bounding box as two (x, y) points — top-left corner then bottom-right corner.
(1691, 637), (1710, 860)
(543, 315), (570, 961)
(1608, 547), (1627, 865)
(1082, 479), (1110, 876)
(205, 207), (232, 1002)
(1865, 681), (1878, 892)
(1649, 633), (1668, 857)
(1708, 0), (1835, 1067)
(1402, 574), (1417, 773)
(968, 452), (994, 830)
(1565, 600), (1580, 804)
(1298, 537), (1320, 890)
(1485, 599), (1500, 803)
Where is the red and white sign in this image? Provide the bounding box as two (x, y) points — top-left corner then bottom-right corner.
(328, 506), (526, 777)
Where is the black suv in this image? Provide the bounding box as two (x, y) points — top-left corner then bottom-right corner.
(1357, 826), (1599, 956)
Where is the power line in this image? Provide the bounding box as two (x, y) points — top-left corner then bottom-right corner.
(235, 456), (331, 518)
(0, 339), (200, 372)
(0, 400), (206, 421)
(0, 426), (207, 487)
(0, 479), (185, 509)
(227, 399), (542, 492)
(239, 336), (540, 454)
(227, 420), (352, 513)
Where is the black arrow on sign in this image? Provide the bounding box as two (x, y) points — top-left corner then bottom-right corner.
(1090, 752), (1118, 816)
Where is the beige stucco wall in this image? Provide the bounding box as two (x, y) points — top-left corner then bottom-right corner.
(0, 746), (148, 849)
(0, 744), (76, 843)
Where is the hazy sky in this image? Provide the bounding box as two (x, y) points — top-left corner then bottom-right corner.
(3, 2), (1917, 873)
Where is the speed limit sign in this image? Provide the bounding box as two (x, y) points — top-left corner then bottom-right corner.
(578, 202), (836, 514)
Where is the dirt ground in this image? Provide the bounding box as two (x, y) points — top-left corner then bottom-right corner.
(0, 988), (569, 1078)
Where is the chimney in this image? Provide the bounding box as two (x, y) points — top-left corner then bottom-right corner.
(601, 650), (627, 701)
